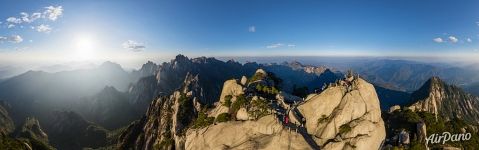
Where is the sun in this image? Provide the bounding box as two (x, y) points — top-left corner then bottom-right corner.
(73, 34), (97, 60)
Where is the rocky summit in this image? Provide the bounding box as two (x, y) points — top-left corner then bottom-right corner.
(407, 77), (479, 123)
(116, 69), (386, 150)
(298, 77), (385, 149)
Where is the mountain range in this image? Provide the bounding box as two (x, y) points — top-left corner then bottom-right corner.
(0, 54), (478, 149)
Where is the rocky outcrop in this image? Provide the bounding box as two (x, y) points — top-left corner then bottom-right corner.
(15, 117), (48, 143)
(118, 73), (201, 150)
(185, 115), (310, 150)
(240, 76), (248, 85)
(132, 61), (159, 80)
(407, 77), (479, 123)
(219, 79), (244, 103)
(0, 102), (14, 137)
(210, 79), (244, 118)
(389, 105), (401, 113)
(236, 108), (249, 121)
(297, 77), (386, 149)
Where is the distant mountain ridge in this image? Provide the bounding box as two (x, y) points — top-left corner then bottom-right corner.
(351, 59), (479, 92)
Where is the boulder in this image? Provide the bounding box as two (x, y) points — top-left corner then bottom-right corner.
(389, 105), (401, 113)
(240, 76), (248, 86)
(255, 69), (267, 75)
(209, 79), (244, 118)
(236, 108), (249, 121)
(219, 79), (244, 104)
(297, 78), (386, 149)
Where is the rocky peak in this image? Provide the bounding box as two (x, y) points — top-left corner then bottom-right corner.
(408, 77), (479, 123)
(99, 61), (124, 71)
(287, 61), (304, 70)
(138, 61), (158, 76)
(255, 68), (267, 75)
(99, 86), (119, 94)
(297, 77), (386, 149)
(16, 117), (48, 143)
(172, 54), (191, 67)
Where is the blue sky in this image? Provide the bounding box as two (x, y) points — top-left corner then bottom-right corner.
(0, 0), (478, 66)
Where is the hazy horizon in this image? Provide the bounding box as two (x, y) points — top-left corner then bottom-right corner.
(1, 54), (478, 80)
(1, 0), (479, 70)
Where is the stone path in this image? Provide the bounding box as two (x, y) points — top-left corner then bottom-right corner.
(270, 101), (320, 150)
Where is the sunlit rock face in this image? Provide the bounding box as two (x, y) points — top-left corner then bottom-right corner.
(185, 77), (385, 150)
(298, 78), (386, 150)
(117, 65), (386, 150)
(209, 79), (244, 118)
(185, 115), (311, 150)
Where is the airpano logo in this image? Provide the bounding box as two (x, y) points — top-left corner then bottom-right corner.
(426, 132), (471, 144)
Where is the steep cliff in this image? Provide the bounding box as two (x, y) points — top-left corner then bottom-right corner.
(408, 77), (479, 123)
(0, 101), (14, 137)
(117, 73), (202, 150)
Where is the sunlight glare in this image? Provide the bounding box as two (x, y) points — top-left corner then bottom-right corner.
(73, 34), (97, 60)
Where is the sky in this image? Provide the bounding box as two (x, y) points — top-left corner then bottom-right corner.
(0, 0), (479, 68)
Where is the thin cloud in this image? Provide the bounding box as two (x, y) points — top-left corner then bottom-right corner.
(0, 35), (23, 43)
(43, 6), (63, 21)
(4, 6), (63, 30)
(35, 24), (52, 33)
(467, 38), (472, 43)
(433, 37), (443, 43)
(31, 13), (42, 21)
(248, 26), (256, 32)
(6, 17), (22, 24)
(19, 12), (41, 23)
(122, 40), (146, 52)
(448, 36), (458, 43)
(287, 44), (296, 47)
(266, 43), (284, 49)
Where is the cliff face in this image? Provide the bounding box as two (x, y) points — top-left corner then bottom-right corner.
(0, 102), (14, 137)
(128, 55), (258, 108)
(16, 117), (48, 143)
(298, 78), (386, 149)
(408, 77), (479, 123)
(118, 73), (202, 150)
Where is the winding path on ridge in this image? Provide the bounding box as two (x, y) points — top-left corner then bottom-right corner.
(270, 101), (320, 150)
